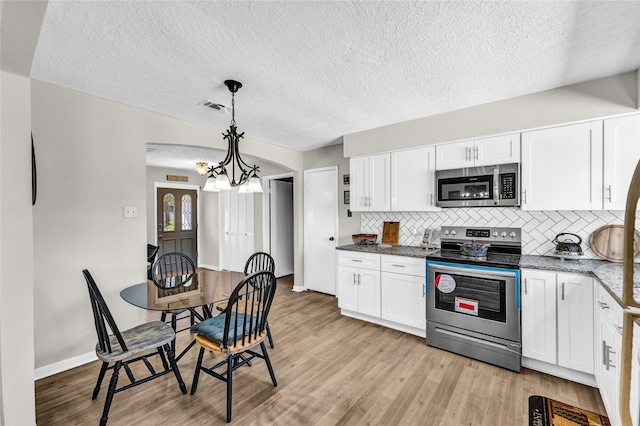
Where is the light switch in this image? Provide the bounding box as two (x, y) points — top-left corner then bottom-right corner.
(124, 206), (138, 218)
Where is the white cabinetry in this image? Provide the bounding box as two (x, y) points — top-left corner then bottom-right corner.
(349, 153), (390, 212)
(337, 251), (380, 317)
(521, 121), (603, 211)
(391, 146), (439, 211)
(521, 269), (594, 379)
(435, 133), (520, 170)
(381, 255), (426, 330)
(603, 115), (640, 210)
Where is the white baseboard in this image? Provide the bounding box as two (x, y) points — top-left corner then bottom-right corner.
(292, 285), (306, 292)
(340, 309), (426, 339)
(199, 264), (220, 270)
(522, 357), (597, 387)
(35, 351), (97, 381)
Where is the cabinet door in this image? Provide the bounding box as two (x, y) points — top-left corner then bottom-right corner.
(349, 156), (369, 211)
(599, 314), (621, 426)
(604, 115), (640, 210)
(474, 133), (520, 167)
(337, 266), (359, 311)
(358, 268), (381, 318)
(368, 153), (391, 211)
(521, 270), (557, 364)
(556, 274), (594, 374)
(381, 271), (426, 330)
(521, 121), (603, 211)
(391, 146), (438, 211)
(435, 140), (474, 170)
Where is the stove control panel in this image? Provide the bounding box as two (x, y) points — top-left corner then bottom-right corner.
(441, 226), (521, 244)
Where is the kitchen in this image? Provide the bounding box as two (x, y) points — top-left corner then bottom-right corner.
(4, 1), (640, 425)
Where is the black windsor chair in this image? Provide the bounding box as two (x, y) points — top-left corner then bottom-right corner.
(146, 244), (159, 279)
(82, 269), (187, 426)
(190, 270), (278, 422)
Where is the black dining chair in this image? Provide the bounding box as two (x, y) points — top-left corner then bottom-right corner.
(216, 252), (276, 348)
(82, 269), (187, 426)
(146, 244), (159, 280)
(190, 270), (278, 422)
(150, 252), (197, 354)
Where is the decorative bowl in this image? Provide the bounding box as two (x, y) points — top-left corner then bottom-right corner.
(352, 234), (378, 245)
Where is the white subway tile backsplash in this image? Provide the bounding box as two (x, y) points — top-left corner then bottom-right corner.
(361, 208), (637, 259)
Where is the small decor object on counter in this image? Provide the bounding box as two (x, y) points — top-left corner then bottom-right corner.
(352, 234), (377, 245)
(458, 240), (490, 257)
(382, 221), (400, 246)
(552, 233), (583, 256)
(590, 224), (640, 262)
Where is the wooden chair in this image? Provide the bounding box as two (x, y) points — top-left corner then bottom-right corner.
(190, 271), (278, 422)
(216, 252), (276, 348)
(150, 252), (197, 354)
(82, 269), (187, 426)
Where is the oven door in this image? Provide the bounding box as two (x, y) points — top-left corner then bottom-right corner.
(426, 261), (520, 342)
(437, 174), (494, 206)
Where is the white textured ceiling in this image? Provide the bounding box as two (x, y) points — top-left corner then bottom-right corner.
(32, 1), (640, 162)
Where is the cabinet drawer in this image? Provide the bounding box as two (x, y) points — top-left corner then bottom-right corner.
(597, 284), (623, 335)
(381, 255), (425, 277)
(337, 251), (380, 270)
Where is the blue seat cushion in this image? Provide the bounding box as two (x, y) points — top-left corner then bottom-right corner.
(190, 313), (257, 344)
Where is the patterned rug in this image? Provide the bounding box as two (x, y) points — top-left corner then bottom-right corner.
(529, 395), (610, 426)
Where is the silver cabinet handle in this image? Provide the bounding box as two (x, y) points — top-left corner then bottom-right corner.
(353, 273), (357, 285)
(466, 147), (471, 162)
(599, 301), (610, 309)
(391, 264), (405, 268)
(524, 278), (528, 295)
(522, 189), (527, 204)
(357, 273), (361, 285)
(352, 259), (363, 263)
(607, 185), (612, 202)
(430, 193), (434, 206)
(561, 282), (565, 301)
(474, 146), (479, 160)
(423, 283), (426, 297)
(608, 347), (616, 369)
(602, 340), (607, 366)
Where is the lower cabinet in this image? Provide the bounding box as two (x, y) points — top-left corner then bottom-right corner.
(521, 269), (594, 378)
(336, 251), (426, 336)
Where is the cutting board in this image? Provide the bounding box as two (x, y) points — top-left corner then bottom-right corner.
(590, 224), (640, 262)
(382, 221), (400, 246)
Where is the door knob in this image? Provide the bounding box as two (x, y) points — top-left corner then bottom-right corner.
(329, 237), (335, 241)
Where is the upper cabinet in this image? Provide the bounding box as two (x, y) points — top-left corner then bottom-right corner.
(521, 121), (603, 211)
(603, 115), (640, 210)
(350, 153), (391, 212)
(391, 146), (439, 211)
(435, 134), (520, 170)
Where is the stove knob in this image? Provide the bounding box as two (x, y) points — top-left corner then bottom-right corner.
(443, 230), (450, 235)
(451, 230), (457, 236)
(500, 232), (507, 237)
(493, 231), (499, 237)
(509, 232), (516, 238)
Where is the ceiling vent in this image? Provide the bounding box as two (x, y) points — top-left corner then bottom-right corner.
(200, 100), (228, 113)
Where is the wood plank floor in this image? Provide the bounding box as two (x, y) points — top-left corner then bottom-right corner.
(36, 275), (606, 425)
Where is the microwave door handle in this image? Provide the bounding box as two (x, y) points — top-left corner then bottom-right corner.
(493, 167), (499, 205)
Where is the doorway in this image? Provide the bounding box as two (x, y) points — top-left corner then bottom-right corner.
(156, 187), (198, 263)
(303, 167), (338, 295)
(262, 173), (295, 279)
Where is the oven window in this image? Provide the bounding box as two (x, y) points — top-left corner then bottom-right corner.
(434, 273), (506, 322)
(438, 176), (493, 201)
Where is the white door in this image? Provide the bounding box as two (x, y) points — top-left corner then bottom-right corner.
(349, 156), (369, 211)
(392, 146), (438, 211)
(521, 269), (557, 364)
(270, 179), (294, 277)
(604, 115), (640, 210)
(435, 140), (474, 170)
(304, 167), (338, 294)
(474, 133), (520, 167)
(219, 187), (254, 272)
(381, 271), (425, 329)
(368, 153), (391, 211)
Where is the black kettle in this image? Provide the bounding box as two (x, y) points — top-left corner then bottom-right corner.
(552, 233), (583, 253)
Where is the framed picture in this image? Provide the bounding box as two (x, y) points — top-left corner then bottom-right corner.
(343, 174), (350, 185)
(344, 190), (350, 204)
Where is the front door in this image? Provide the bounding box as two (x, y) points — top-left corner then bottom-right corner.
(157, 187), (198, 263)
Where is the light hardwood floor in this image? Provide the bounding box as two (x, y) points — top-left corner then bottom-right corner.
(36, 275), (606, 425)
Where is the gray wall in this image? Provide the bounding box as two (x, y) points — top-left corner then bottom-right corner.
(344, 71), (639, 157)
(303, 143), (361, 246)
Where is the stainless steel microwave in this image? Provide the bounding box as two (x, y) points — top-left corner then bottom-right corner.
(435, 163), (520, 208)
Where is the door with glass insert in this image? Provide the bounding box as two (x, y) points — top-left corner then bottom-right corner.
(157, 187), (198, 263)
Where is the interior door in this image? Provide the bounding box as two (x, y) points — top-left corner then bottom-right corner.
(157, 187), (198, 263)
(270, 179), (294, 277)
(219, 187), (254, 272)
(304, 167), (337, 295)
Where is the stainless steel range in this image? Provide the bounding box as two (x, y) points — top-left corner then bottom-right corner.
(425, 226), (522, 372)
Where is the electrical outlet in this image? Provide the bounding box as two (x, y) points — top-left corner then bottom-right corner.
(124, 206), (138, 218)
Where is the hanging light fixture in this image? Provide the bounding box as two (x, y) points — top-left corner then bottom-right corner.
(202, 80), (262, 193)
(195, 161), (209, 175)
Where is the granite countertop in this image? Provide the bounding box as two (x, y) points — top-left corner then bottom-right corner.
(521, 255), (640, 305)
(336, 244), (439, 258)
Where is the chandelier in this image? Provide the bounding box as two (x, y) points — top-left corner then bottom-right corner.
(195, 161), (209, 175)
(203, 80), (262, 193)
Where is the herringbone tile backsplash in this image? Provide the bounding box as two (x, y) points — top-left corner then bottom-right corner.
(361, 209), (638, 259)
